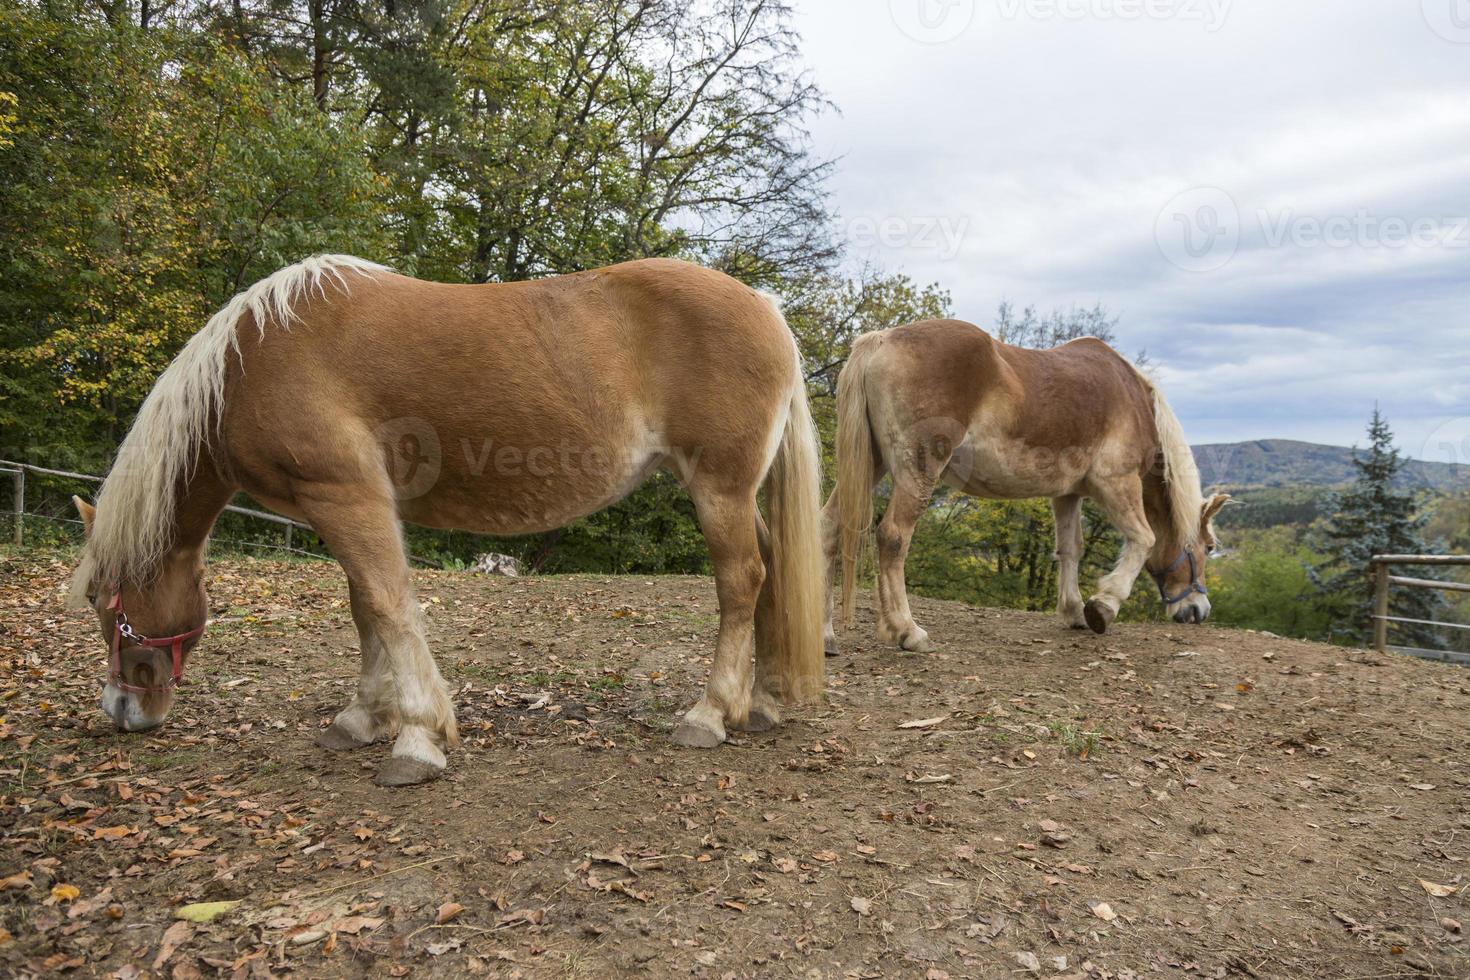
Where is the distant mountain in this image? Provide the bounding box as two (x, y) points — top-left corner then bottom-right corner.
(1193, 439), (1470, 492)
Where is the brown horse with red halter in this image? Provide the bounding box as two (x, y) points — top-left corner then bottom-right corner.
(70, 255), (826, 786)
(821, 319), (1229, 653)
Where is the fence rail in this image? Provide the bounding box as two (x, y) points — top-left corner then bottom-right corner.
(1370, 554), (1470, 666)
(1, 457), (312, 557)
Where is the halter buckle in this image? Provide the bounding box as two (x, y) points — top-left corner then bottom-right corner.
(106, 590), (206, 695)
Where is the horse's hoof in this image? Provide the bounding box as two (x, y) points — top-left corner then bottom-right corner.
(824, 635), (840, 657)
(737, 707), (779, 733)
(1083, 600), (1112, 635)
(672, 719), (725, 748)
(373, 757), (443, 787)
(900, 627), (932, 653)
(314, 722), (372, 752)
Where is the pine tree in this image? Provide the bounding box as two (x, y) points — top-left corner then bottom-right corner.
(1316, 409), (1449, 648)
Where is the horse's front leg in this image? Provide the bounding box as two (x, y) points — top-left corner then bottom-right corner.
(1082, 477), (1155, 634)
(302, 488), (459, 785)
(674, 490), (762, 748)
(314, 620), (393, 751)
(1052, 495), (1087, 629)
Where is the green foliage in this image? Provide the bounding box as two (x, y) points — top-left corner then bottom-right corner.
(1208, 527), (1333, 639)
(1211, 485), (1332, 530)
(1314, 410), (1449, 648)
(0, 10), (387, 464)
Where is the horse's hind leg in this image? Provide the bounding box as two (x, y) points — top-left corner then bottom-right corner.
(674, 488), (763, 748)
(742, 514), (783, 732)
(299, 487), (458, 785)
(1052, 495), (1087, 629)
(874, 479), (935, 652)
(819, 490), (841, 656)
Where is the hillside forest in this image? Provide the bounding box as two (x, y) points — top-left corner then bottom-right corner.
(2, 0), (1465, 652)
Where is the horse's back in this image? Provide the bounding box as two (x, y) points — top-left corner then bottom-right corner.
(856, 318), (1154, 498)
(218, 258), (796, 530)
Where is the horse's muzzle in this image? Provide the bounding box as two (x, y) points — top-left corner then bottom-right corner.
(1173, 601), (1210, 625)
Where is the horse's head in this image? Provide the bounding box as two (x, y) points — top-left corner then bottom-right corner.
(1153, 492), (1230, 624)
(69, 497), (208, 732)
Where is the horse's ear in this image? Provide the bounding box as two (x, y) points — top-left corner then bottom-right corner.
(73, 496), (96, 537)
(1202, 493), (1231, 524)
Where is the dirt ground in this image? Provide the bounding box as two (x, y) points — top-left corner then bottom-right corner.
(2, 552), (1468, 979)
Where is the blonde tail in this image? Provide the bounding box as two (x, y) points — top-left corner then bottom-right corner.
(763, 362), (827, 703)
(836, 335), (880, 625)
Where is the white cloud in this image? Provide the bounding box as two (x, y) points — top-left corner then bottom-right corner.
(794, 0), (1470, 452)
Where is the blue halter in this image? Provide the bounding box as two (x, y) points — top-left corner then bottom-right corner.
(1149, 549), (1207, 605)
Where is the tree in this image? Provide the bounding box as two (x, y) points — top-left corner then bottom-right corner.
(0, 11), (388, 466)
(1315, 409), (1449, 648)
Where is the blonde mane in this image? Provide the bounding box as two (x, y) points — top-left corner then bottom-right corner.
(1136, 370), (1204, 549)
(81, 255), (389, 586)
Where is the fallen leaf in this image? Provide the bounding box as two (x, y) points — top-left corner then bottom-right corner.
(497, 907), (545, 927)
(0, 870), (33, 891)
(898, 715), (948, 730)
(331, 915), (384, 935)
(436, 901), (465, 924)
(175, 900), (242, 923)
(773, 857), (798, 874)
(1410, 784), (1437, 791)
(49, 883), (80, 903)
(152, 919), (194, 970)
(92, 825), (134, 840)
(1014, 951), (1041, 973)
(1089, 901), (1118, 922)
(1420, 879), (1457, 898)
(850, 896), (872, 915)
(67, 887), (113, 919)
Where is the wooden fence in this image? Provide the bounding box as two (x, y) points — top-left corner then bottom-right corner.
(0, 458), (311, 555)
(1370, 554), (1470, 666)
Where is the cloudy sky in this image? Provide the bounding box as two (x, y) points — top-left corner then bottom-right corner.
(790, 0), (1470, 462)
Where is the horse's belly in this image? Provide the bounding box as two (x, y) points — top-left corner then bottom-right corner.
(394, 431), (666, 535)
(945, 434), (1090, 500)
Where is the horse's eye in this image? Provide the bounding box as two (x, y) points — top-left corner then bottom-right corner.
(87, 593), (97, 605)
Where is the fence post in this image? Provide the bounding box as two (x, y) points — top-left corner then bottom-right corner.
(1372, 560), (1390, 654)
(11, 468), (22, 547)
(284, 523), (293, 552)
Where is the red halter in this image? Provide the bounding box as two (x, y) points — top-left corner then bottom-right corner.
(106, 592), (206, 694)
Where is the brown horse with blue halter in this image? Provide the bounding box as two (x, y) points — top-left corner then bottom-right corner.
(821, 319), (1229, 652)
